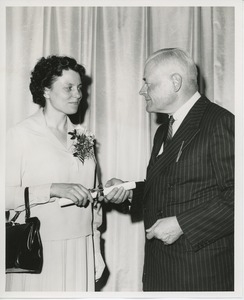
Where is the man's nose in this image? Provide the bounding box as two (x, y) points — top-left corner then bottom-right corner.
(139, 84), (147, 95)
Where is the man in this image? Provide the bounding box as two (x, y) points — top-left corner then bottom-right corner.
(105, 48), (234, 291)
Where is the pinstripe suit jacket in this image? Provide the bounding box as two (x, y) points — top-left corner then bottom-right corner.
(132, 95), (234, 291)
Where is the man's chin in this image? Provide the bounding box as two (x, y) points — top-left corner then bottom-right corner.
(146, 104), (154, 113)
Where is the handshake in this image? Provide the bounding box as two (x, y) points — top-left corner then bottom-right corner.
(58, 179), (136, 207)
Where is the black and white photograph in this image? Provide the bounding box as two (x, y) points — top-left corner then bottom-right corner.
(0, 0), (243, 299)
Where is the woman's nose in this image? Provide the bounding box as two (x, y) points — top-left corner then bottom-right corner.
(73, 87), (82, 99)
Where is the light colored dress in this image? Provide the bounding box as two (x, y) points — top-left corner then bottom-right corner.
(5, 108), (103, 291)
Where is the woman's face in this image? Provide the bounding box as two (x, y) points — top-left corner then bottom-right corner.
(44, 69), (82, 115)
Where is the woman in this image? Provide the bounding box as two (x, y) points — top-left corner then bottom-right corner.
(5, 55), (104, 291)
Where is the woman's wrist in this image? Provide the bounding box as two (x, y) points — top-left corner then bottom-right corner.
(50, 183), (57, 198)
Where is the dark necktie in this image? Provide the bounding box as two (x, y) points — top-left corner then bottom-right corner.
(164, 115), (175, 149)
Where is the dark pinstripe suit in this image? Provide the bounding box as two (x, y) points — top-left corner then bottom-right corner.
(132, 95), (234, 291)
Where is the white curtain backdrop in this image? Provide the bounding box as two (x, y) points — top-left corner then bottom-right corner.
(5, 6), (235, 292)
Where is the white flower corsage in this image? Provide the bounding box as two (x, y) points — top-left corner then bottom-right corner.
(68, 125), (96, 164)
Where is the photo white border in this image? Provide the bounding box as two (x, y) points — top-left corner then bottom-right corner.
(0, 0), (243, 299)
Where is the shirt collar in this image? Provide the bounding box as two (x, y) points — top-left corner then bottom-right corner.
(172, 91), (201, 122)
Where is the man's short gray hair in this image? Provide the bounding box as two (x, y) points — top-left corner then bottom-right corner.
(146, 48), (198, 89)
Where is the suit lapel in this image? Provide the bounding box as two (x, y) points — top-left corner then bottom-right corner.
(144, 96), (210, 197)
(148, 119), (169, 168)
(67, 118), (76, 150)
(34, 108), (76, 151)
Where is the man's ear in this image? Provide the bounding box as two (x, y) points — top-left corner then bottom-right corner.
(171, 73), (182, 92)
(44, 87), (50, 99)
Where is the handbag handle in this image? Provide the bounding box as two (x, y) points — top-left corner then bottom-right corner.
(9, 187), (30, 223)
(24, 187), (30, 220)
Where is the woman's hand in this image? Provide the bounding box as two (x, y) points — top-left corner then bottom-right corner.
(50, 183), (93, 207)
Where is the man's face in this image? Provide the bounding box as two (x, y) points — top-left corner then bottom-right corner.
(139, 61), (176, 114)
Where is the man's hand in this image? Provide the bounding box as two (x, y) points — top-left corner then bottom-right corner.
(104, 178), (133, 204)
(146, 216), (183, 245)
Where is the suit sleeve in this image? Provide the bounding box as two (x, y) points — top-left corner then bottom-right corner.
(177, 113), (234, 251)
(130, 181), (145, 221)
(128, 123), (165, 221)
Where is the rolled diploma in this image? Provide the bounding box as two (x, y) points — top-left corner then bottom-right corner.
(58, 181), (136, 207)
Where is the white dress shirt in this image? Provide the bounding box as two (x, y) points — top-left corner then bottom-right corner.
(158, 91), (201, 156)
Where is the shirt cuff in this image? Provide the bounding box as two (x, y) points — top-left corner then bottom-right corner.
(29, 183), (52, 206)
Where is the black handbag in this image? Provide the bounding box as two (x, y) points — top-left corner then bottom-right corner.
(6, 187), (43, 273)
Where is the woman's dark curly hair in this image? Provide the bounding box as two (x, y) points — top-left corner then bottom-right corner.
(29, 55), (86, 107)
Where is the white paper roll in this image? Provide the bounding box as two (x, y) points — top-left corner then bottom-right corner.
(58, 191), (97, 207)
(103, 181), (136, 195)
